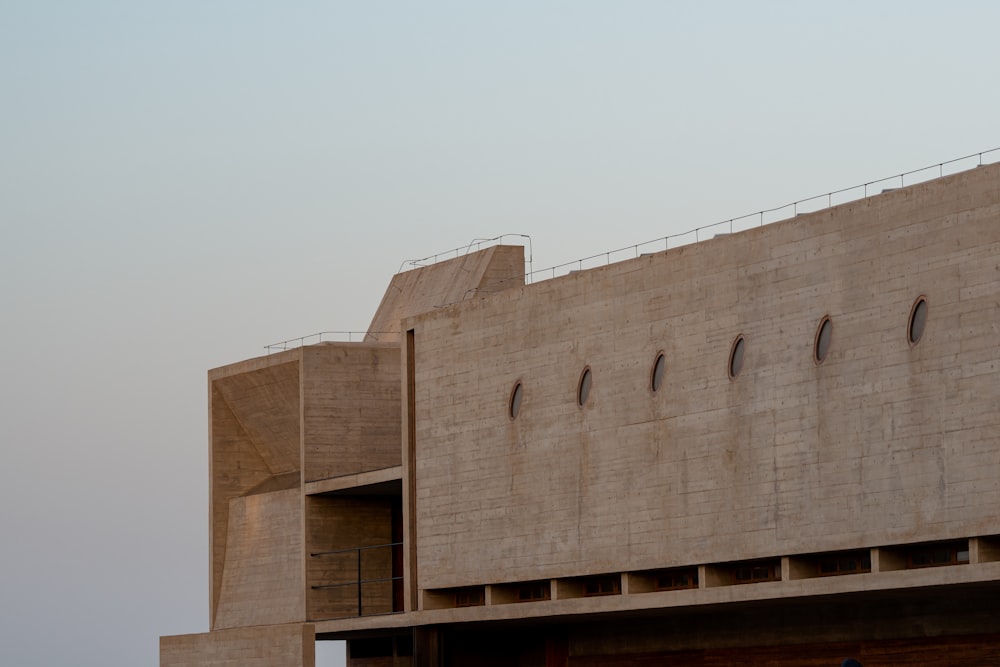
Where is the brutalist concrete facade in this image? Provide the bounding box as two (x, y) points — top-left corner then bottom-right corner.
(162, 164), (1000, 666)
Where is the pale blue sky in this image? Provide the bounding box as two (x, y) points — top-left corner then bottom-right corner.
(1, 2), (997, 665)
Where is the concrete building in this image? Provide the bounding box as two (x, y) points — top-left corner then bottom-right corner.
(161, 163), (1000, 666)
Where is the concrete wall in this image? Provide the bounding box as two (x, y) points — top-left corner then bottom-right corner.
(405, 164), (1000, 590)
(209, 246), (524, 628)
(303, 344), (401, 482)
(214, 488), (305, 629)
(367, 245), (524, 342)
(209, 353), (301, 621)
(161, 623), (314, 667)
(213, 360), (301, 474)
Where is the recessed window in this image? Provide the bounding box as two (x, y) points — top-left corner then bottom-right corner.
(577, 367), (592, 406)
(454, 587), (485, 607)
(516, 584), (550, 602)
(817, 551), (871, 576)
(583, 576), (621, 597)
(728, 335), (745, 379)
(733, 560), (779, 584)
(908, 296), (928, 345)
(906, 541), (969, 569)
(814, 316), (832, 364)
(654, 568), (698, 591)
(509, 381), (523, 420)
(650, 352), (666, 392)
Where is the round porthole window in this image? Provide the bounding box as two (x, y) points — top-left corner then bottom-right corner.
(577, 367), (592, 406)
(650, 352), (666, 393)
(509, 381), (524, 420)
(728, 335), (745, 379)
(814, 316), (832, 364)
(908, 296), (928, 345)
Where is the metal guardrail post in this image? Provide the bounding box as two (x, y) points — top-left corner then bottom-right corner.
(266, 149), (999, 347)
(308, 542), (404, 619)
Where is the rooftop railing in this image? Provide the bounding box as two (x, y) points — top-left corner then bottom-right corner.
(265, 330), (396, 353)
(397, 233), (534, 275)
(522, 146), (1000, 282)
(267, 146), (1000, 351)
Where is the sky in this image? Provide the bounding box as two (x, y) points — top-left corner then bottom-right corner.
(1, 2), (997, 665)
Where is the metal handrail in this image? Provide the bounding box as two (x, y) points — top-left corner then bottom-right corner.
(311, 575), (401, 590)
(264, 330), (397, 353)
(309, 542), (403, 619)
(310, 541), (403, 558)
(397, 233), (533, 275)
(268, 147), (999, 346)
(519, 147), (999, 283)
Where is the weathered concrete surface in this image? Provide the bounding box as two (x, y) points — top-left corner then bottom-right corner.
(366, 244), (524, 342)
(302, 343), (400, 483)
(167, 167), (1000, 666)
(161, 623), (314, 667)
(214, 488), (304, 629)
(209, 352), (301, 624)
(213, 360), (300, 475)
(405, 164), (1000, 591)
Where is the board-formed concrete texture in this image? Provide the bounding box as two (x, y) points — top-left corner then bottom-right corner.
(406, 164), (1000, 589)
(162, 163), (1000, 666)
(160, 623), (315, 667)
(214, 488), (304, 629)
(302, 343), (401, 483)
(366, 244), (525, 342)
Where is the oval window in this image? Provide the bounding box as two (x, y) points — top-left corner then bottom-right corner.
(729, 335), (745, 379)
(509, 382), (524, 419)
(814, 316), (832, 364)
(577, 367), (592, 406)
(651, 352), (666, 392)
(908, 297), (928, 345)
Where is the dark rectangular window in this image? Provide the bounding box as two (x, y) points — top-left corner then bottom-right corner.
(454, 588), (484, 607)
(733, 561), (780, 584)
(817, 551), (872, 577)
(654, 568), (699, 591)
(582, 576), (621, 597)
(517, 584), (550, 602)
(906, 542), (969, 569)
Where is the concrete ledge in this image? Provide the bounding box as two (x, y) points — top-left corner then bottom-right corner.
(161, 623), (315, 667)
(313, 560), (1000, 636)
(305, 465), (403, 496)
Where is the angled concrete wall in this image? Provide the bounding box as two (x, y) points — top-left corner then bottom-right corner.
(367, 244), (524, 342)
(209, 352), (301, 624)
(214, 488), (304, 629)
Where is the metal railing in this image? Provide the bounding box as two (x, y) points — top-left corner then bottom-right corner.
(519, 147), (1000, 283)
(309, 542), (403, 620)
(265, 331), (397, 353)
(397, 233), (533, 275)
(267, 147), (999, 346)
